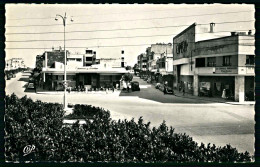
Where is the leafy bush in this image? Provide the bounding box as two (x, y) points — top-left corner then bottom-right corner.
(5, 94), (252, 162)
(65, 104), (110, 119)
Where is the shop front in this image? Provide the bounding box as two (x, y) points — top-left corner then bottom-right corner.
(245, 76), (254, 101)
(198, 76), (235, 99)
(44, 73), (77, 91)
(178, 75), (193, 94)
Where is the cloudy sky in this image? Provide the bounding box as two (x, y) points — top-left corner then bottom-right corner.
(5, 4), (255, 67)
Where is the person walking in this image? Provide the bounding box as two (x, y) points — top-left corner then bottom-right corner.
(182, 86), (185, 96)
(222, 89), (226, 99)
(164, 81), (168, 95)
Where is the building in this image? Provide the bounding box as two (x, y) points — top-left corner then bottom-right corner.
(144, 43), (173, 84)
(137, 53), (147, 72)
(39, 49), (127, 91)
(172, 23), (255, 102)
(193, 32), (255, 102)
(5, 58), (26, 71)
(84, 49), (96, 66)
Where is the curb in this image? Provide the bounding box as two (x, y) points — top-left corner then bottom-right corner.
(173, 93), (254, 105)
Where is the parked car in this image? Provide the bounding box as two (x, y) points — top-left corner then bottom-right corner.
(27, 78), (35, 89)
(158, 84), (165, 92)
(131, 81), (140, 91)
(6, 74), (12, 80)
(155, 83), (160, 89)
(27, 83), (35, 89)
(164, 86), (174, 94)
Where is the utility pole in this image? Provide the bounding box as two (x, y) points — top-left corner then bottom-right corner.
(55, 13), (73, 110)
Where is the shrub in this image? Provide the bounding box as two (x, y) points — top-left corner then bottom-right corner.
(65, 104), (110, 119)
(5, 94), (252, 162)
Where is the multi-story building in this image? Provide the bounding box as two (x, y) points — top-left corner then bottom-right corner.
(5, 58), (26, 71)
(84, 49), (96, 66)
(172, 23), (255, 102)
(39, 49), (127, 91)
(145, 43), (173, 84)
(137, 53), (147, 72)
(193, 32), (255, 102)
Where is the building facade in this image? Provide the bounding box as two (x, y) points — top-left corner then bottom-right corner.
(172, 23), (255, 102)
(5, 58), (26, 71)
(39, 49), (127, 91)
(193, 33), (255, 102)
(137, 53), (147, 72)
(172, 24), (196, 94)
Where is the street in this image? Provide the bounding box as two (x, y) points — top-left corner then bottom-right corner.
(5, 72), (255, 155)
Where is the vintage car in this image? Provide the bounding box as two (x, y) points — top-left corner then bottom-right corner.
(6, 74), (12, 80)
(131, 81), (140, 91)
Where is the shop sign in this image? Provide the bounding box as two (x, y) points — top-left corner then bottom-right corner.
(176, 40), (188, 54)
(215, 67), (238, 74)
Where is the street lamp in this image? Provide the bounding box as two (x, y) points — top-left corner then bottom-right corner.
(55, 13), (73, 110)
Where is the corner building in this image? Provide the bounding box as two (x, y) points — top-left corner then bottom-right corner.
(172, 23), (255, 102)
(193, 33), (255, 102)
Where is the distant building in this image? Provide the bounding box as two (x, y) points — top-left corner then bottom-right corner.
(39, 49), (127, 91)
(137, 53), (147, 72)
(5, 58), (26, 71)
(144, 43), (173, 85)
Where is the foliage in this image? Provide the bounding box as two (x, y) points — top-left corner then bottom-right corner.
(65, 104), (110, 119)
(122, 73), (133, 82)
(5, 94), (252, 162)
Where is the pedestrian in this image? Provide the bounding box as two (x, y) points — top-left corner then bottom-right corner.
(164, 81), (168, 95)
(222, 89), (226, 99)
(182, 86), (185, 96)
(127, 82), (130, 92)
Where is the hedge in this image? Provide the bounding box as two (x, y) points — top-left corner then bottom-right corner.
(5, 94), (252, 162)
(65, 104), (110, 119)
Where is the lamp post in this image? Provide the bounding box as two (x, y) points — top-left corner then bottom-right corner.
(55, 13), (73, 110)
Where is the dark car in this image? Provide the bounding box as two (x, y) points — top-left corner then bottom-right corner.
(131, 81), (140, 91)
(27, 78), (35, 89)
(6, 74), (12, 80)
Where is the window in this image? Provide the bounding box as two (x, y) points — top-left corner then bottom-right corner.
(85, 57), (92, 61)
(161, 62), (165, 68)
(246, 55), (254, 65)
(86, 50), (93, 54)
(207, 57), (216, 67)
(195, 58), (205, 67)
(223, 56), (231, 66)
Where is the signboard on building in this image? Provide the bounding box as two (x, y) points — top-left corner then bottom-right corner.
(215, 67), (238, 74)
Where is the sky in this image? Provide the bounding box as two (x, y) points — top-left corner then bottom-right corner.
(5, 4), (255, 68)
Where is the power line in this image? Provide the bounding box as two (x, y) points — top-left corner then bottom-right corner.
(5, 29), (255, 43)
(5, 43), (255, 50)
(4, 4), (231, 21)
(67, 10), (254, 26)
(5, 10), (254, 28)
(5, 20), (255, 35)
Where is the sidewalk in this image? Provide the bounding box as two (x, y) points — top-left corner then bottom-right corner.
(36, 87), (121, 95)
(149, 81), (254, 105)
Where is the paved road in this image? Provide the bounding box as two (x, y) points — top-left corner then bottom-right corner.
(5, 72), (255, 155)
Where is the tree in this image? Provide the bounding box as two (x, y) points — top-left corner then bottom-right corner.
(125, 66), (132, 71)
(122, 72), (133, 82)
